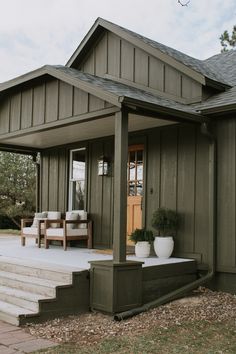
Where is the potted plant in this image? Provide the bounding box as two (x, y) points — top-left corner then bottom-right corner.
(151, 208), (179, 258)
(130, 228), (154, 258)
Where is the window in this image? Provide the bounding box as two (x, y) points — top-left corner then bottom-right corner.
(69, 148), (86, 210)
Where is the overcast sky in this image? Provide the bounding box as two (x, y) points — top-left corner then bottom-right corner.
(0, 0), (235, 82)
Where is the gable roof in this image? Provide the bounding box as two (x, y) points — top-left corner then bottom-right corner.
(66, 17), (230, 89)
(0, 65), (202, 122)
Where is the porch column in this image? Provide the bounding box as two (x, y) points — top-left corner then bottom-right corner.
(113, 109), (128, 263)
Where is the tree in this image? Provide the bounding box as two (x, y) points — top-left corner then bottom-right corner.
(220, 25), (236, 52)
(0, 152), (36, 228)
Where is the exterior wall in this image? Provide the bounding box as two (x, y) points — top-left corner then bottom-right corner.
(40, 138), (114, 249)
(39, 117), (236, 279)
(0, 79), (110, 137)
(145, 125), (209, 265)
(78, 31), (202, 103)
(216, 117), (236, 275)
(40, 123), (210, 264)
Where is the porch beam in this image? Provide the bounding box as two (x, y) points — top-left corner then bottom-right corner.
(113, 109), (128, 263)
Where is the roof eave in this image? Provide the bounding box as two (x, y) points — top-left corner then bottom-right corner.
(120, 96), (207, 124)
(200, 103), (236, 115)
(205, 77), (231, 91)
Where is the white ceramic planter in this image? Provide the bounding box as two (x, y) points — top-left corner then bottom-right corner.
(135, 241), (151, 258)
(154, 236), (174, 258)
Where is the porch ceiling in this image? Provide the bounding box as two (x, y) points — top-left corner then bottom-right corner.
(0, 113), (175, 149)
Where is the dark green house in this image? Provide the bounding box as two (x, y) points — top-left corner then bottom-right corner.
(0, 18), (236, 313)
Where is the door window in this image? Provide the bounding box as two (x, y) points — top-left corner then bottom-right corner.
(127, 146), (144, 196)
(69, 148), (86, 210)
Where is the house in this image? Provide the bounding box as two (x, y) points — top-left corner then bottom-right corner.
(0, 18), (236, 318)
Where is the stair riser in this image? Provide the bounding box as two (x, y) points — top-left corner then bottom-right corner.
(0, 311), (19, 326)
(0, 263), (72, 283)
(0, 277), (55, 297)
(0, 293), (39, 312)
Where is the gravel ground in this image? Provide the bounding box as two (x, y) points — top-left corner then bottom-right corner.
(24, 287), (236, 347)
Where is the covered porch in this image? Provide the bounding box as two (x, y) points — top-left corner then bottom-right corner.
(0, 65), (212, 322)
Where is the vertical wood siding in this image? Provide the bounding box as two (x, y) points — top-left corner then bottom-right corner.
(40, 125), (211, 261)
(41, 139), (114, 249)
(39, 120), (236, 272)
(145, 125), (209, 264)
(79, 31), (202, 102)
(216, 118), (236, 271)
(0, 80), (108, 137)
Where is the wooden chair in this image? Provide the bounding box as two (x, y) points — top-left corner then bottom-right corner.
(44, 212), (92, 251)
(21, 218), (45, 248)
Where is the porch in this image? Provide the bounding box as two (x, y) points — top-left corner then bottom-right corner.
(0, 235), (197, 325)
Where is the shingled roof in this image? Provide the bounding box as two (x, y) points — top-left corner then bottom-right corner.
(107, 19), (230, 87)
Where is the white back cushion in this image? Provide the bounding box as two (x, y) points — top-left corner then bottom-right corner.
(31, 212), (47, 228)
(71, 210), (87, 229)
(47, 211), (61, 228)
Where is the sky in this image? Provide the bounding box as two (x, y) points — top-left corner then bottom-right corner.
(0, 0), (235, 83)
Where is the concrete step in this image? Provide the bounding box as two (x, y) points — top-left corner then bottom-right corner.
(0, 270), (66, 296)
(0, 285), (49, 312)
(0, 256), (83, 282)
(0, 258), (89, 326)
(0, 300), (36, 326)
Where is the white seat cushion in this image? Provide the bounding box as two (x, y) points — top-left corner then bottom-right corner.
(46, 228), (88, 237)
(22, 227), (45, 236)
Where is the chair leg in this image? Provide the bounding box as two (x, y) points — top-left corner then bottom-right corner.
(63, 237), (67, 251)
(87, 222), (93, 249)
(45, 238), (49, 249)
(21, 236), (25, 246)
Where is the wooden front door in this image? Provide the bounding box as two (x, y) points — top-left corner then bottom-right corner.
(127, 145), (144, 244)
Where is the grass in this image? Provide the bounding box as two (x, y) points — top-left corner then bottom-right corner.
(33, 320), (236, 354)
(0, 229), (20, 235)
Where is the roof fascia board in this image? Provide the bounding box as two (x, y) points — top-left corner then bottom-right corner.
(0, 65), (121, 108)
(66, 18), (102, 67)
(0, 66), (48, 93)
(200, 104), (236, 115)
(67, 18), (205, 86)
(120, 96), (207, 124)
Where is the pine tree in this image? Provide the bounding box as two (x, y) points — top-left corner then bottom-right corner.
(220, 25), (236, 52)
(0, 152), (36, 227)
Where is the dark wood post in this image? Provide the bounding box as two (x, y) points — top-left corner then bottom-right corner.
(113, 109), (128, 263)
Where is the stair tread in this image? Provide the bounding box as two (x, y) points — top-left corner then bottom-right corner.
(0, 270), (69, 287)
(0, 285), (51, 302)
(0, 299), (36, 316)
(0, 256), (83, 274)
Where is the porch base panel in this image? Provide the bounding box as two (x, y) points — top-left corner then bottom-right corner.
(89, 260), (143, 314)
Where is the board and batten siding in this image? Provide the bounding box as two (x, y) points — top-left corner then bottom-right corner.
(40, 138), (114, 249)
(0, 79), (109, 136)
(216, 118), (236, 273)
(78, 31), (202, 103)
(40, 124), (211, 263)
(145, 125), (209, 265)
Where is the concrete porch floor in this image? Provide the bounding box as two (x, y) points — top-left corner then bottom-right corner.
(0, 234), (193, 270)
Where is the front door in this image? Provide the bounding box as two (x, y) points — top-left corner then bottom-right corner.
(127, 145), (144, 244)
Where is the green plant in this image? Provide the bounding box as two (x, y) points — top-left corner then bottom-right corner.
(151, 208), (179, 236)
(129, 228), (154, 244)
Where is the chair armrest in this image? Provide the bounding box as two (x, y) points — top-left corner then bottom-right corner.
(44, 219), (64, 228)
(64, 219), (90, 225)
(21, 219), (33, 228)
